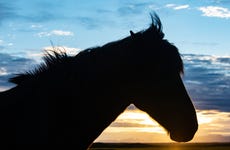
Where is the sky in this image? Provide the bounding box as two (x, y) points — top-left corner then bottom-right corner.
(0, 0), (230, 143)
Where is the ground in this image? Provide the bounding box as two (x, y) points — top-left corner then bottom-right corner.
(89, 143), (230, 150)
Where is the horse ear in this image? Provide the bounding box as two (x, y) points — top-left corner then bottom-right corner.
(130, 30), (137, 40)
(130, 30), (135, 37)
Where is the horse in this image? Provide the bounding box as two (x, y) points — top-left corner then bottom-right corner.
(0, 13), (198, 149)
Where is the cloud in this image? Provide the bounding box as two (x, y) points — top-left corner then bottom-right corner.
(24, 46), (81, 63)
(50, 30), (74, 36)
(190, 41), (219, 46)
(182, 54), (230, 112)
(0, 53), (35, 74)
(0, 76), (14, 91)
(0, 40), (3, 44)
(75, 16), (103, 29)
(30, 24), (43, 29)
(0, 39), (13, 50)
(117, 4), (142, 15)
(174, 5), (190, 10)
(192, 110), (230, 142)
(165, 4), (190, 10)
(73, 15), (118, 30)
(21, 12), (59, 23)
(0, 40), (5, 50)
(96, 108), (230, 143)
(0, 67), (8, 76)
(198, 6), (230, 18)
(110, 122), (154, 128)
(165, 4), (176, 8)
(43, 46), (81, 56)
(117, 2), (157, 16)
(101, 108), (166, 137)
(0, 52), (36, 91)
(37, 30), (74, 37)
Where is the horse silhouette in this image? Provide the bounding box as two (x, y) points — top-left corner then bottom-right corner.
(0, 13), (198, 149)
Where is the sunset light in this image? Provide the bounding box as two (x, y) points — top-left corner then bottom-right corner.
(95, 105), (230, 143)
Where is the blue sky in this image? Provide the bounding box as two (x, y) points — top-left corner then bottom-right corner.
(0, 0), (230, 143)
(0, 0), (230, 56)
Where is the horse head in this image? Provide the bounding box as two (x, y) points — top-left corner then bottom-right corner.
(127, 13), (198, 142)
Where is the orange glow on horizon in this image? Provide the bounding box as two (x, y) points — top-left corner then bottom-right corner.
(95, 105), (230, 143)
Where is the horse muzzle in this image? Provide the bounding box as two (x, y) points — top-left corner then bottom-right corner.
(169, 123), (198, 142)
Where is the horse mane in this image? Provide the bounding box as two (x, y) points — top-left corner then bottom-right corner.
(9, 13), (183, 85)
(9, 51), (74, 85)
(149, 13), (164, 39)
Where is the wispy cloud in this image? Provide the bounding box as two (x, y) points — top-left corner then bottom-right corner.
(165, 4), (190, 10)
(101, 107), (165, 134)
(198, 6), (230, 18)
(0, 52), (35, 91)
(165, 4), (176, 8)
(30, 24), (43, 29)
(117, 2), (158, 16)
(0, 40), (5, 50)
(75, 16), (101, 29)
(0, 39), (13, 50)
(37, 30), (74, 37)
(50, 30), (74, 36)
(0, 67), (7, 76)
(174, 5), (189, 10)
